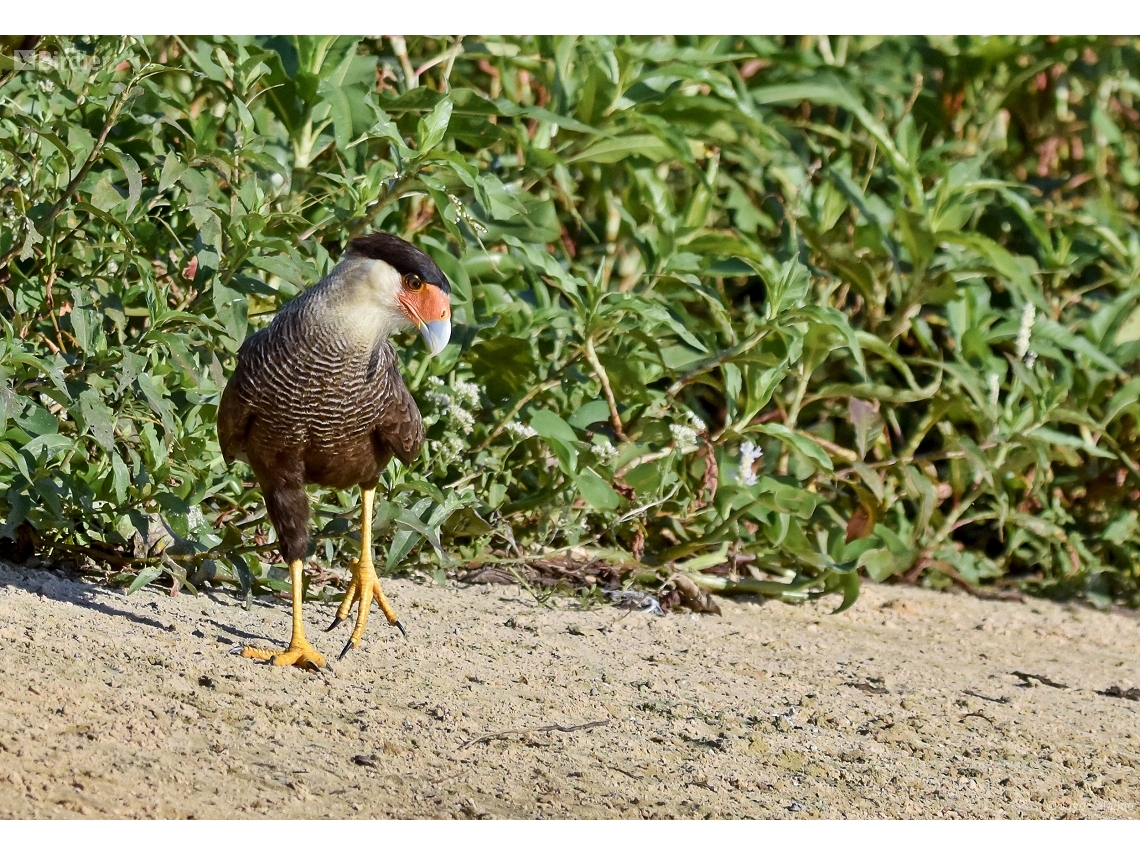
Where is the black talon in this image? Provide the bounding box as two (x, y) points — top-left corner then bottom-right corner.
(326, 615), (344, 632)
(339, 640), (355, 660)
(395, 619), (407, 638)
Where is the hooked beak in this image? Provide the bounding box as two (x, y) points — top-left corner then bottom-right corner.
(399, 282), (452, 358)
(418, 318), (451, 357)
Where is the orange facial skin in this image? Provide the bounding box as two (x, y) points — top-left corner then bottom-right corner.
(398, 282), (451, 328)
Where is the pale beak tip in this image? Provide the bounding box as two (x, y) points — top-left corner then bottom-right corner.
(420, 318), (452, 357)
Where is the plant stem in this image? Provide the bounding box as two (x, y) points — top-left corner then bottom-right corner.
(584, 335), (627, 441)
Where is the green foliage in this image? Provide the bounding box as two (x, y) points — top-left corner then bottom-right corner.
(2, 36), (1140, 607)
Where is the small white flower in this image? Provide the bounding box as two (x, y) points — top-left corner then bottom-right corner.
(427, 376), (444, 386)
(447, 192), (488, 234)
(670, 423), (699, 450)
(1025, 350), (1038, 369)
(453, 379), (482, 409)
(987, 372), (1001, 406)
(425, 389), (450, 409)
(593, 437), (617, 464)
(429, 435), (466, 462)
(106, 259), (119, 275)
(452, 407), (475, 433)
(187, 505), (207, 530)
(687, 411), (707, 432)
(1015, 302), (1035, 360)
(738, 440), (761, 486)
(506, 420), (537, 440)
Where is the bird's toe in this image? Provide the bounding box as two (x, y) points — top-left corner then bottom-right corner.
(239, 640), (326, 670)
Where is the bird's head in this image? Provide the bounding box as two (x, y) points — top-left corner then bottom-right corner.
(343, 233), (452, 356)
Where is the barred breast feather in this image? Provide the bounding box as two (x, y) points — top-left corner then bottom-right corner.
(217, 281), (424, 493)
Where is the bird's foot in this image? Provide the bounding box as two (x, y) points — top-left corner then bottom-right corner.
(237, 636), (327, 671)
(326, 558), (405, 659)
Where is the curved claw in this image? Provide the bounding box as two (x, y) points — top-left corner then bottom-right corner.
(338, 618), (405, 661)
(330, 560), (403, 655)
(241, 641), (327, 671)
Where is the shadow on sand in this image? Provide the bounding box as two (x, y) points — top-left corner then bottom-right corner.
(0, 559), (269, 643)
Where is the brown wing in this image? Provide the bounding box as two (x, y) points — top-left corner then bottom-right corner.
(217, 374), (252, 465)
(216, 334), (262, 465)
(373, 358), (424, 466)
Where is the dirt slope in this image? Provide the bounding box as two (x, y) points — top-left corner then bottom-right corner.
(1, 559), (1138, 819)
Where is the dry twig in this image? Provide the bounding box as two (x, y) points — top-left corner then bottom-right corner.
(459, 718), (610, 750)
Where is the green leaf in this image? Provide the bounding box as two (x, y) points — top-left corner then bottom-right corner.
(830, 567), (861, 614)
(77, 389), (116, 452)
(573, 466), (620, 511)
(417, 97), (453, 155)
(323, 83), (354, 152)
(568, 400), (612, 430)
(569, 134), (673, 164)
(1035, 317), (1123, 375)
(530, 409), (579, 446)
(126, 565), (162, 595)
(858, 547), (901, 583)
(751, 424), (834, 472)
(106, 147), (142, 219)
(1028, 427), (1115, 460)
(386, 498), (435, 571)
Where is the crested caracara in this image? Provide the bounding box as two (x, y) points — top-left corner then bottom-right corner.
(217, 233), (452, 670)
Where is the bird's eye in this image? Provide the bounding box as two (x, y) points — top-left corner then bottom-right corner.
(404, 274), (423, 291)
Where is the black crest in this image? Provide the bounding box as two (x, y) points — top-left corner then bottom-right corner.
(347, 233), (451, 295)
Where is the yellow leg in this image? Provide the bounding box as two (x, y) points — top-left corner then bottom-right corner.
(239, 558), (327, 670)
(326, 486), (405, 658)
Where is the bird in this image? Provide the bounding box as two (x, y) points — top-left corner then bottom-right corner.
(217, 232), (452, 670)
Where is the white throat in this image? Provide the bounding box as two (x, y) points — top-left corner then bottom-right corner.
(331, 256), (412, 345)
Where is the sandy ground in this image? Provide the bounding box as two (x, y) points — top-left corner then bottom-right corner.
(1, 558), (1139, 819)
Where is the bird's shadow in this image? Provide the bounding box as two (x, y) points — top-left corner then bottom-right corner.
(1, 561), (367, 661)
(0, 559), (266, 642)
(0, 559), (177, 631)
